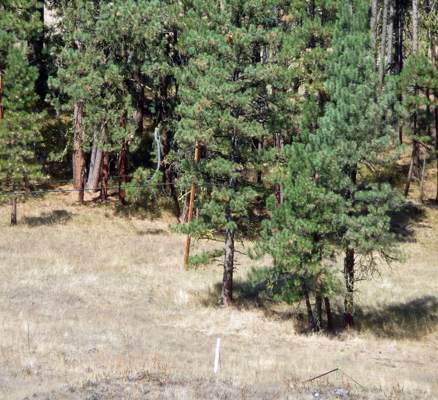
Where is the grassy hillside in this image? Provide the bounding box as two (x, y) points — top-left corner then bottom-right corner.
(0, 187), (437, 399)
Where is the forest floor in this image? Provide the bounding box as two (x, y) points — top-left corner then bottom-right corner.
(0, 180), (437, 399)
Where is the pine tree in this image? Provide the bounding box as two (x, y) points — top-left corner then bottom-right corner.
(174, 0), (285, 305)
(0, 1), (44, 184)
(250, 144), (338, 331)
(312, 0), (403, 328)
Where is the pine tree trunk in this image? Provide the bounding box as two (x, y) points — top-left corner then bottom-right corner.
(134, 66), (144, 136)
(119, 143), (127, 204)
(11, 197), (17, 225)
(379, 0), (389, 87)
(412, 0), (418, 51)
(394, 0), (404, 143)
(405, 115), (420, 197)
(371, 0), (379, 41)
(101, 152), (109, 201)
(73, 103), (85, 203)
(324, 297), (334, 332)
(344, 169), (356, 329)
(304, 290), (316, 331)
(344, 247), (355, 329)
(183, 143), (201, 268)
(257, 138), (263, 183)
(315, 294), (322, 331)
(0, 71), (4, 120)
(183, 192), (191, 223)
(28, 2), (47, 105)
(431, 34), (438, 204)
(386, 0), (394, 73)
(221, 221), (235, 306)
(87, 124), (105, 192)
(274, 132), (284, 204)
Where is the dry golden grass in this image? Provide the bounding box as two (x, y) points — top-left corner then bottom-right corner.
(0, 188), (437, 399)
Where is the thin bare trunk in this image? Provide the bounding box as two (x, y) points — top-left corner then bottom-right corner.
(344, 247), (355, 329)
(274, 132), (284, 204)
(134, 67), (144, 136)
(405, 113), (420, 197)
(420, 148), (426, 202)
(11, 197), (17, 225)
(371, 0), (379, 41)
(395, 0), (404, 143)
(257, 138), (263, 183)
(0, 71), (4, 120)
(119, 143), (127, 204)
(221, 224), (234, 305)
(431, 34), (438, 204)
(379, 0), (389, 87)
(304, 290), (316, 331)
(315, 295), (322, 331)
(412, 0), (418, 51)
(73, 103), (85, 203)
(386, 0), (394, 73)
(87, 124), (105, 192)
(101, 152), (109, 201)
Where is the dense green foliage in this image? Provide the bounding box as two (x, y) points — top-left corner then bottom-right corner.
(0, 0), (437, 326)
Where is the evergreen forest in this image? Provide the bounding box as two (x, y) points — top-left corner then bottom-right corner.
(1, 0), (437, 332)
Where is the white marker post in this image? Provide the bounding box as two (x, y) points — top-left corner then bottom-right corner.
(214, 338), (221, 374)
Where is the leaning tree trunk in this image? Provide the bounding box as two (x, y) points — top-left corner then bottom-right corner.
(73, 102), (85, 203)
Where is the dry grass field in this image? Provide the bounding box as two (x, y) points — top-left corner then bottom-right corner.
(0, 185), (437, 399)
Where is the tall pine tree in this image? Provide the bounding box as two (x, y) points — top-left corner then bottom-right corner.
(174, 0), (285, 305)
(312, 0), (403, 328)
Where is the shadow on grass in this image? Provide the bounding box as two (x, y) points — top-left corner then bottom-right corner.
(113, 197), (179, 221)
(389, 203), (426, 243)
(22, 209), (72, 227)
(201, 278), (438, 339)
(355, 295), (438, 339)
(200, 279), (317, 332)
